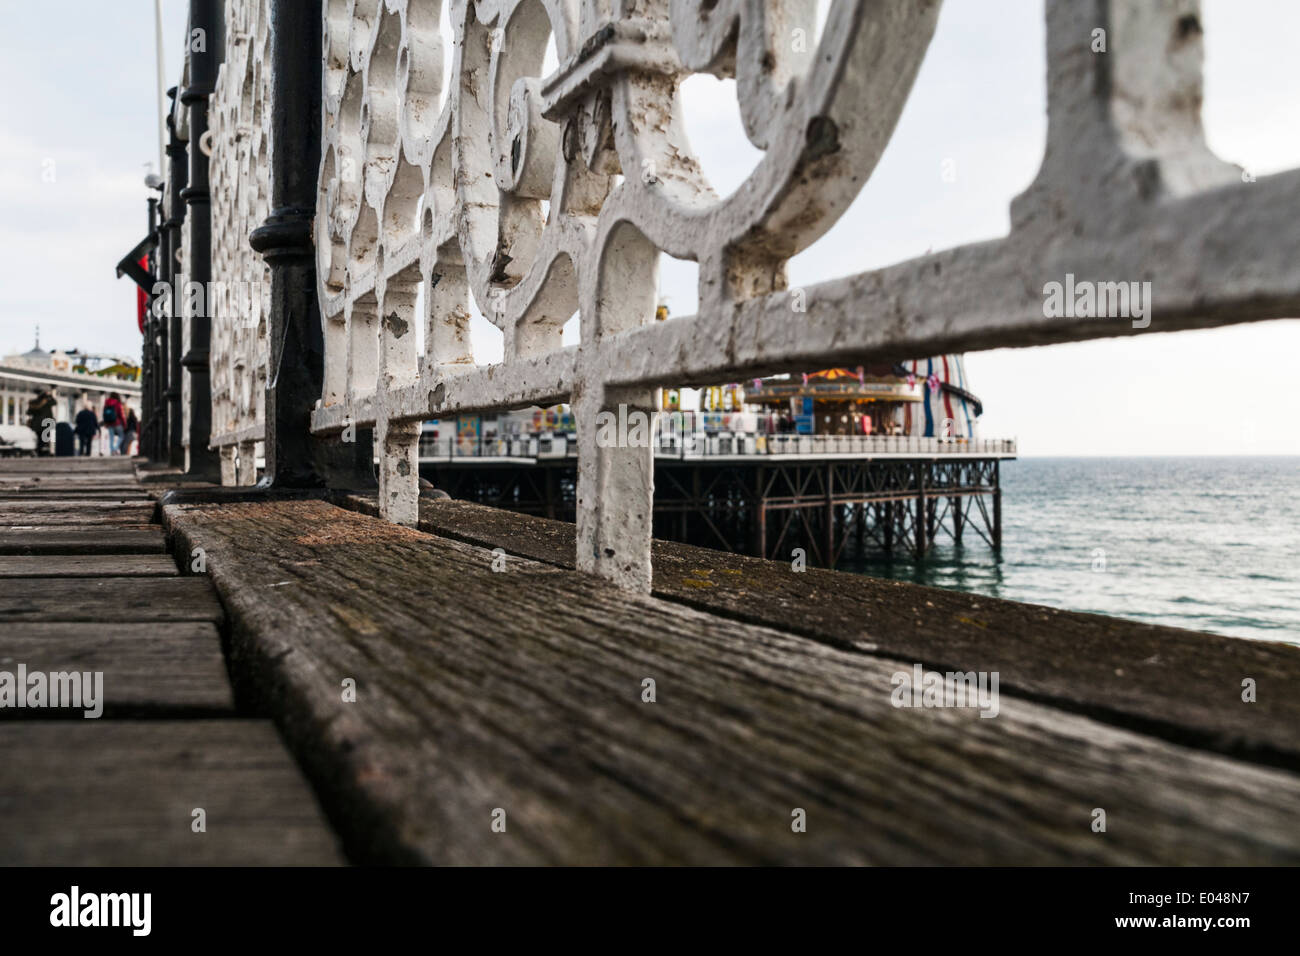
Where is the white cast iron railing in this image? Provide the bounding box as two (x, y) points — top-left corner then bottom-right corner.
(207, 0), (272, 483)
(199, 0), (1300, 591)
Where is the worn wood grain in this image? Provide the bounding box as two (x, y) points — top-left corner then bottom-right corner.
(0, 576), (223, 622)
(356, 495), (1300, 769)
(0, 459), (135, 474)
(0, 498), (157, 511)
(0, 528), (167, 554)
(0, 720), (343, 865)
(0, 622), (235, 715)
(0, 490), (153, 502)
(165, 499), (1300, 865)
(0, 554), (178, 578)
(0, 470), (137, 478)
(0, 481), (148, 493)
(0, 462), (351, 866)
(0, 508), (157, 527)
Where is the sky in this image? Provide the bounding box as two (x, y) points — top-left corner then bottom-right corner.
(0, 0), (1296, 455)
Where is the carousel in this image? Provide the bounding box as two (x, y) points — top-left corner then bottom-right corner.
(740, 367), (922, 436)
(726, 355), (984, 439)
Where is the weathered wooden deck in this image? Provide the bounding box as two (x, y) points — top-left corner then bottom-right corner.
(2, 456), (1298, 865)
(0, 457), (341, 865)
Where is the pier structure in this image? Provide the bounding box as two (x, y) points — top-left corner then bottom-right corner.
(416, 359), (1008, 566)
(417, 431), (1014, 566)
(70, 0), (1300, 864)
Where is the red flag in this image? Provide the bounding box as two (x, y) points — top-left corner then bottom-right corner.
(136, 255), (149, 334)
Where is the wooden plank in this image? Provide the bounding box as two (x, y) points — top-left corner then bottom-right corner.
(165, 499), (1300, 865)
(0, 468), (136, 478)
(0, 528), (166, 555)
(0, 507), (156, 527)
(0, 576), (222, 622)
(0, 480), (145, 490)
(0, 463), (137, 476)
(0, 554), (178, 578)
(0, 622), (235, 715)
(0, 460), (134, 474)
(0, 721), (343, 865)
(0, 488), (151, 502)
(0, 498), (155, 510)
(0, 516), (155, 528)
(364, 495), (1300, 769)
(0, 491), (152, 502)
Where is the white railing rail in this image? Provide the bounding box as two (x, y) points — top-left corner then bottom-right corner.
(200, 0), (1300, 590)
(418, 432), (1017, 461)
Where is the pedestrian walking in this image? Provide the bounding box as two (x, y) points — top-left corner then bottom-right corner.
(26, 389), (57, 456)
(123, 407), (139, 457)
(102, 392), (126, 455)
(74, 401), (99, 456)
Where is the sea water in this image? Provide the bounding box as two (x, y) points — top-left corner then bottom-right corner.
(845, 456), (1300, 645)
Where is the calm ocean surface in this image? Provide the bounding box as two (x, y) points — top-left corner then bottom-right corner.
(847, 457), (1300, 645)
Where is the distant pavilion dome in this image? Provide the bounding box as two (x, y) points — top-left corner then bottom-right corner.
(12, 327), (51, 365)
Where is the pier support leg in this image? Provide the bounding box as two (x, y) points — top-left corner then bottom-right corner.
(824, 463), (835, 569)
(692, 467), (702, 548)
(993, 461), (1002, 552)
(544, 467), (556, 520)
(914, 462), (927, 558)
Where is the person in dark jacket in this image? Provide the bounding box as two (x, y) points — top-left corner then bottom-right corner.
(26, 390), (57, 456)
(74, 401), (99, 456)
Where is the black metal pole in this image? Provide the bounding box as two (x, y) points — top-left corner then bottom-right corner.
(144, 196), (159, 459)
(165, 88), (187, 466)
(152, 183), (168, 462)
(249, 0), (373, 488)
(179, 0), (223, 479)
